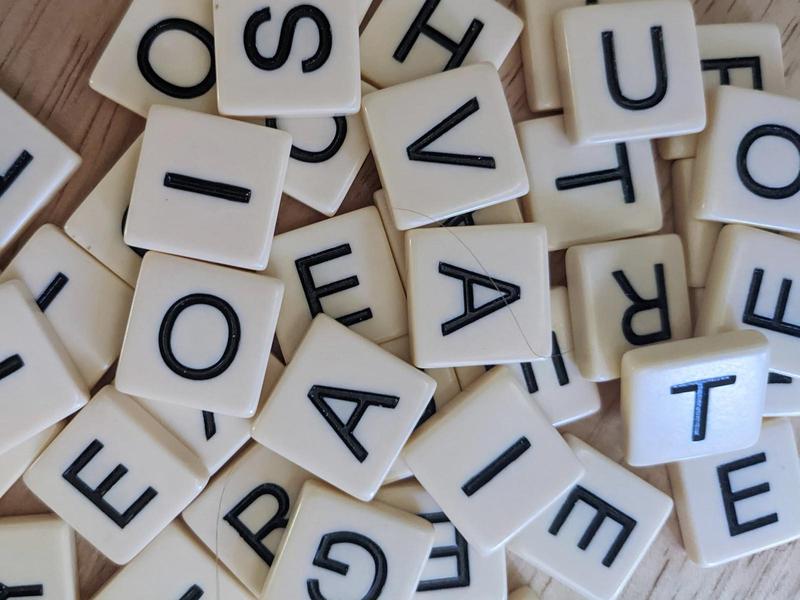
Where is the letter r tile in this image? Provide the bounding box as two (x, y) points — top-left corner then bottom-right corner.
(508, 435), (672, 600)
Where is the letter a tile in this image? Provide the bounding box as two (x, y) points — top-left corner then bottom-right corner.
(668, 418), (800, 567)
(362, 63), (529, 231)
(508, 435), (673, 600)
(407, 224), (550, 368)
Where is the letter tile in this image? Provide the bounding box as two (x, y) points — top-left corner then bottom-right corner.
(658, 23), (786, 160)
(508, 435), (672, 600)
(91, 522), (252, 599)
(566, 234), (691, 381)
(24, 386), (208, 565)
(765, 371), (800, 417)
(696, 225), (800, 378)
(455, 287), (602, 427)
(0, 514), (78, 600)
(259, 81), (376, 216)
(509, 587), (539, 600)
(375, 479), (507, 599)
(0, 224), (133, 386)
(253, 314), (436, 501)
(124, 105), (290, 270)
(265, 206), (406, 361)
(404, 368), (584, 553)
(0, 422), (62, 498)
(555, 0), (705, 144)
(0, 280), (88, 455)
(362, 63), (529, 231)
(64, 137), (144, 287)
(621, 330), (769, 466)
(116, 252), (283, 417)
(0, 90), (80, 254)
(260, 480), (434, 600)
(693, 87), (800, 234)
(373, 189), (523, 287)
(90, 0), (218, 117)
(135, 354), (284, 476)
(407, 224), (551, 368)
(214, 0), (361, 116)
(380, 335), (461, 484)
(182, 444), (311, 595)
(672, 159), (722, 289)
(359, 0), (522, 89)
(517, 115), (662, 251)
(668, 418), (800, 567)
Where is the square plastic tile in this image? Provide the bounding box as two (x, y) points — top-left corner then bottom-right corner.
(0, 422), (62, 498)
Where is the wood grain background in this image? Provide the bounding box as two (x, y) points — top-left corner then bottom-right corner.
(0, 0), (799, 598)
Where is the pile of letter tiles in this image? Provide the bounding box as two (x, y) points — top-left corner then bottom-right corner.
(1, 0), (799, 598)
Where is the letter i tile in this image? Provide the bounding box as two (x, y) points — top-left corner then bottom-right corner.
(260, 480), (434, 600)
(24, 386), (208, 565)
(404, 368), (584, 554)
(668, 418), (800, 567)
(508, 435), (673, 600)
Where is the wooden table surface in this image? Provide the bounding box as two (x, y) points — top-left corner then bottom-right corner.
(1, 0), (799, 598)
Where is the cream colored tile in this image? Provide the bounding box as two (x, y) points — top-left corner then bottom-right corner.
(508, 435), (673, 600)
(362, 63), (529, 230)
(0, 280), (88, 455)
(566, 234), (691, 381)
(0, 422), (62, 498)
(90, 0), (218, 117)
(658, 23), (785, 160)
(0, 514), (78, 600)
(694, 87), (800, 234)
(0, 90), (80, 253)
(375, 479), (507, 599)
(253, 315), (435, 501)
(669, 418), (800, 567)
(24, 386), (208, 565)
(0, 224), (133, 386)
(407, 224), (551, 368)
(65, 137), (143, 287)
(260, 480), (434, 600)
(265, 206), (406, 361)
(696, 225), (800, 378)
(518, 115), (661, 251)
(509, 587), (539, 600)
(91, 522), (252, 599)
(621, 331), (769, 466)
(765, 371), (800, 417)
(182, 444), (311, 596)
(403, 368), (584, 554)
(360, 0), (522, 89)
(672, 159), (722, 288)
(116, 252), (283, 418)
(214, 0), (361, 116)
(555, 0), (705, 144)
(124, 105), (290, 270)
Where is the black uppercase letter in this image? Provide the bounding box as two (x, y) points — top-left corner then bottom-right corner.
(407, 98), (496, 169)
(602, 26), (668, 111)
(307, 531), (387, 600)
(520, 331), (570, 394)
(0, 354), (24, 381)
(439, 262), (521, 336)
(743, 268), (800, 338)
(159, 293), (241, 381)
(265, 117), (348, 164)
(223, 483), (290, 566)
(0, 583), (44, 599)
(736, 125), (800, 200)
(178, 585), (204, 600)
(137, 19), (215, 99)
(307, 385), (399, 463)
(62, 439), (158, 529)
(717, 452), (779, 536)
(555, 143), (635, 204)
(671, 376), (737, 441)
(417, 512), (470, 591)
(35, 272), (68, 312)
(0, 151), (33, 199)
(768, 372), (793, 385)
(295, 244), (373, 327)
(548, 485), (637, 568)
(393, 0), (483, 72)
(244, 6), (332, 73)
(701, 56), (763, 88)
(202, 411), (217, 440)
(462, 436), (531, 497)
(613, 263), (672, 346)
(163, 173), (251, 204)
